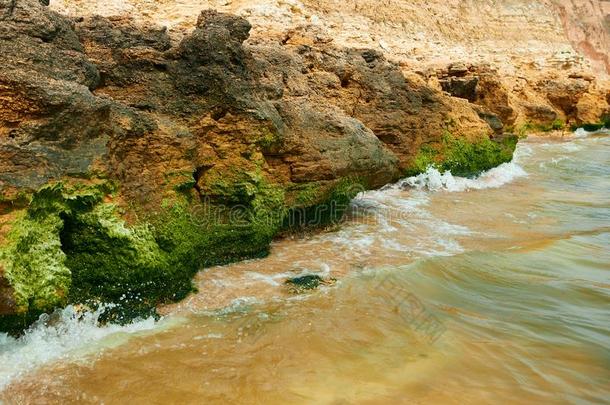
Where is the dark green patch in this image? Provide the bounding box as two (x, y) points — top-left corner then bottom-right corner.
(152, 182), (285, 270)
(405, 132), (518, 178)
(0, 312), (44, 337)
(282, 177), (365, 230)
(0, 172), (388, 334)
(570, 117), (609, 132)
(285, 274), (335, 292)
(0, 182), (116, 316)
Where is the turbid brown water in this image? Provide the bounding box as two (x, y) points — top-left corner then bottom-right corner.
(1, 131), (609, 404)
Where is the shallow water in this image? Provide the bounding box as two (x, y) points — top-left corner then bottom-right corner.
(1, 131), (609, 404)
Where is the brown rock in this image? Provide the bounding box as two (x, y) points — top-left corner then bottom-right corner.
(474, 73), (516, 126)
(522, 103), (559, 125)
(46, 0), (610, 127)
(447, 62), (469, 77)
(1, 2), (498, 207)
(575, 91), (610, 124)
(440, 76), (479, 102)
(538, 78), (589, 118)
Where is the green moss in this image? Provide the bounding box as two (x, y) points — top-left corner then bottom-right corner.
(0, 182), (116, 316)
(0, 181), (183, 326)
(0, 210), (70, 314)
(254, 126), (283, 152)
(153, 175), (287, 271)
(0, 190), (32, 212)
(0, 170), (370, 333)
(200, 168), (252, 203)
(510, 123), (530, 138)
(282, 177), (365, 229)
(61, 204), (183, 306)
(570, 117), (609, 132)
(513, 119), (569, 137)
(167, 171), (197, 193)
(291, 182), (326, 207)
(550, 119), (565, 131)
(174, 179), (197, 193)
(407, 145), (437, 176)
(405, 132), (518, 178)
(514, 120), (565, 136)
(577, 123), (605, 131)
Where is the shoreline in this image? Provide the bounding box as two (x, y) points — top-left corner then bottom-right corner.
(2, 131), (608, 402)
(1, 0), (608, 334)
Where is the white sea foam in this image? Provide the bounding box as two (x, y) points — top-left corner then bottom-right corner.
(211, 297), (263, 315)
(559, 142), (584, 152)
(0, 305), (158, 390)
(573, 127), (609, 138)
(333, 146), (531, 257)
(315, 175), (473, 258)
(539, 156), (570, 169)
(399, 160), (527, 192)
(573, 128), (591, 138)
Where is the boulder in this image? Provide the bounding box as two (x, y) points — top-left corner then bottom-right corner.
(538, 78), (589, 118)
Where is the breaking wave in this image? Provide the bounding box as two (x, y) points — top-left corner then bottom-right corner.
(400, 161), (527, 192)
(573, 127), (609, 138)
(0, 305), (158, 390)
(0, 141), (535, 392)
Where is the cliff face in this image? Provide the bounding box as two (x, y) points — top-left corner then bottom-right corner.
(0, 0), (517, 333)
(555, 0), (610, 76)
(50, 0), (610, 128)
(48, 0), (610, 74)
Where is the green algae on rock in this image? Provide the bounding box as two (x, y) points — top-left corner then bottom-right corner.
(0, 211), (70, 314)
(569, 115), (610, 132)
(285, 274), (336, 293)
(0, 182), (111, 331)
(0, 182), (118, 315)
(0, 1), (523, 333)
(282, 177), (367, 229)
(0, 181), (188, 328)
(405, 133), (518, 178)
(0, 173), (372, 333)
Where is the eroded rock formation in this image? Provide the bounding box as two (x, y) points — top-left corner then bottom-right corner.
(434, 62), (609, 133)
(48, 0), (610, 131)
(0, 0), (518, 333)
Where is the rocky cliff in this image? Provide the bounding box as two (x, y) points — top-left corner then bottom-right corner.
(49, 0), (610, 129)
(0, 0), (519, 333)
(0, 0), (607, 333)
